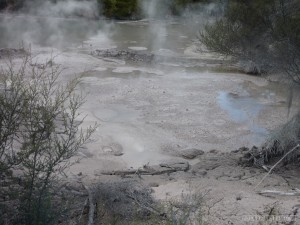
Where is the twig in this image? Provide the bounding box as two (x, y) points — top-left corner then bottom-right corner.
(83, 185), (95, 225)
(125, 193), (161, 216)
(258, 190), (300, 196)
(254, 144), (299, 190)
(77, 198), (88, 224)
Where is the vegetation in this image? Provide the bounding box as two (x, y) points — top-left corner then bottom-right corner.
(89, 180), (207, 225)
(200, 0), (300, 80)
(0, 0), (22, 10)
(169, 0), (215, 15)
(200, 0), (300, 163)
(0, 55), (96, 225)
(0, 0), (217, 19)
(98, 0), (141, 20)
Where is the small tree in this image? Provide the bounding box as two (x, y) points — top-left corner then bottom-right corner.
(200, 0), (300, 79)
(0, 55), (96, 225)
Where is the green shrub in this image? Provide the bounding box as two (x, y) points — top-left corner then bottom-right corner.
(98, 0), (141, 19)
(0, 0), (23, 10)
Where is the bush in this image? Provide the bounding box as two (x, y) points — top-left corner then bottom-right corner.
(92, 180), (160, 224)
(98, 0), (141, 19)
(264, 111), (300, 163)
(0, 54), (96, 225)
(0, 0), (23, 10)
(89, 180), (208, 225)
(200, 0), (300, 80)
(200, 0), (300, 165)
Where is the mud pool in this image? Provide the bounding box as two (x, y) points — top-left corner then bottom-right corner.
(0, 14), (299, 170)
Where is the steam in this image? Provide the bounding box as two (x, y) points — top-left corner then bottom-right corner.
(0, 0), (104, 49)
(140, 0), (157, 18)
(0, 0), (222, 51)
(140, 0), (169, 19)
(0, 14), (102, 49)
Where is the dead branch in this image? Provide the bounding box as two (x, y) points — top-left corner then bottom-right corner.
(255, 144), (300, 190)
(125, 193), (162, 216)
(83, 185), (95, 225)
(77, 198), (88, 224)
(100, 168), (177, 176)
(258, 189), (300, 196)
(99, 162), (189, 176)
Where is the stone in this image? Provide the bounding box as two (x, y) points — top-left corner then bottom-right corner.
(114, 152), (124, 156)
(180, 148), (204, 159)
(99, 161), (190, 176)
(198, 170), (207, 176)
(159, 161), (190, 172)
(209, 149), (218, 154)
(148, 182), (159, 187)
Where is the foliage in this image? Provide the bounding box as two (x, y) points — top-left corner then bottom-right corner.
(98, 0), (141, 19)
(200, 0), (300, 81)
(97, 0), (217, 19)
(165, 191), (207, 225)
(169, 0), (215, 15)
(264, 111), (300, 163)
(0, 0), (23, 10)
(0, 0), (217, 19)
(200, 0), (300, 164)
(90, 180), (207, 225)
(93, 180), (156, 223)
(0, 55), (96, 225)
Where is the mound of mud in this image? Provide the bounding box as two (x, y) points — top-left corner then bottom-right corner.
(91, 49), (154, 63)
(91, 48), (235, 70)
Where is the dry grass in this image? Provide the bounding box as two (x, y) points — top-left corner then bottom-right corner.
(263, 111), (300, 164)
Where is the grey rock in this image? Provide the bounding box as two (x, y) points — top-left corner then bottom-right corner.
(148, 182), (159, 187)
(180, 148), (204, 159)
(100, 161), (190, 176)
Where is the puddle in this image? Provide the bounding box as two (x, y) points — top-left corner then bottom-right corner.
(128, 46), (148, 51)
(217, 91), (263, 123)
(81, 66), (164, 80)
(217, 91), (268, 143)
(91, 104), (140, 123)
(112, 66), (164, 75)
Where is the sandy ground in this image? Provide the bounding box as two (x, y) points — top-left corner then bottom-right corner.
(1, 44), (300, 224)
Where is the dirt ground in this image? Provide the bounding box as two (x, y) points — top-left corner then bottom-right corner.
(1, 46), (300, 225)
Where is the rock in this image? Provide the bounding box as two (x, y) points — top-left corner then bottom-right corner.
(239, 147), (249, 152)
(114, 152), (124, 156)
(236, 195), (242, 201)
(159, 161), (190, 172)
(99, 161), (190, 176)
(198, 170), (207, 176)
(209, 149), (218, 154)
(180, 148), (204, 159)
(192, 161), (220, 171)
(148, 182), (159, 187)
